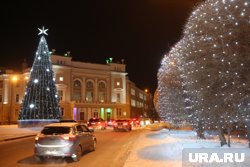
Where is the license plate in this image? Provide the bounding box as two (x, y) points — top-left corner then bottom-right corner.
(45, 150), (58, 155)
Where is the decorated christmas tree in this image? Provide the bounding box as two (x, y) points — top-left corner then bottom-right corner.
(18, 27), (61, 127)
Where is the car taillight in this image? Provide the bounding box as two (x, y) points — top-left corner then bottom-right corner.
(35, 136), (39, 141)
(35, 135), (44, 141)
(123, 122), (128, 125)
(62, 135), (76, 141)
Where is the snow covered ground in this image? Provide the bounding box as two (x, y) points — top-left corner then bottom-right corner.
(124, 128), (249, 167)
(1, 125), (249, 166)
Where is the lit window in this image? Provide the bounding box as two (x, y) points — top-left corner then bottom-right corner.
(131, 88), (135, 95)
(85, 81), (94, 102)
(99, 92), (105, 103)
(139, 93), (143, 99)
(59, 77), (63, 81)
(137, 101), (140, 108)
(98, 82), (106, 103)
(131, 99), (136, 107)
(73, 80), (82, 101)
(86, 92), (93, 102)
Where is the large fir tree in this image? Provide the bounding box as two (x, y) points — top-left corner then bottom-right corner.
(158, 0), (250, 146)
(18, 27), (61, 127)
(157, 50), (186, 126)
(182, 0), (250, 146)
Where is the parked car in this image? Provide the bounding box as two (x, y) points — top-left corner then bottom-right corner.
(113, 119), (132, 132)
(107, 119), (115, 127)
(34, 122), (97, 162)
(139, 118), (152, 126)
(88, 117), (107, 130)
(131, 118), (140, 126)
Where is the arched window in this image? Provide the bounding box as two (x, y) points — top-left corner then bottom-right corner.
(86, 81), (94, 102)
(98, 82), (106, 103)
(73, 80), (81, 101)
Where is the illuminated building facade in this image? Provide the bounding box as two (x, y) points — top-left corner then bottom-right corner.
(0, 54), (153, 124)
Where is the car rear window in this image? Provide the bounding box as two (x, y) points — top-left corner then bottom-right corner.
(41, 127), (71, 135)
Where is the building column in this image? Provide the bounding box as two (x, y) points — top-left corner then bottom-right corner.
(82, 77), (86, 101)
(106, 78), (110, 103)
(94, 78), (98, 102)
(113, 108), (117, 119)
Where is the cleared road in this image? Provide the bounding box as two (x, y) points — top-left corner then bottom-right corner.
(0, 127), (143, 167)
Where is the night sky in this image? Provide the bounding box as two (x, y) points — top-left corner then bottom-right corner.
(0, 0), (203, 93)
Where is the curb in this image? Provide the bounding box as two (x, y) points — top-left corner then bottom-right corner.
(0, 134), (36, 142)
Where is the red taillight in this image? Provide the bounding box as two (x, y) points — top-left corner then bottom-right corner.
(123, 122), (128, 125)
(62, 135), (76, 141)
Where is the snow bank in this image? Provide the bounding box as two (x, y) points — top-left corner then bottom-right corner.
(124, 129), (249, 167)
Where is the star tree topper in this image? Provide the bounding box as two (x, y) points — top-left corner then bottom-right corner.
(38, 26), (48, 35)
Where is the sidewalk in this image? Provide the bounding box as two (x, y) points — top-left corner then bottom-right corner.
(0, 125), (42, 142)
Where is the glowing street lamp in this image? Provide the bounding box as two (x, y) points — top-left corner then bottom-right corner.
(12, 76), (18, 82)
